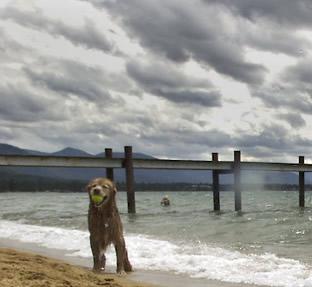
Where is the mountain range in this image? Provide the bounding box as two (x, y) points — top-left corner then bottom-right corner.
(0, 143), (309, 185)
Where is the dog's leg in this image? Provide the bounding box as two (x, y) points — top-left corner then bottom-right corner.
(123, 248), (133, 272)
(90, 235), (101, 271)
(99, 250), (106, 271)
(115, 238), (132, 274)
(124, 249), (132, 272)
(115, 241), (126, 274)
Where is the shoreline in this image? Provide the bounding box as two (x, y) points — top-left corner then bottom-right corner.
(0, 239), (265, 287)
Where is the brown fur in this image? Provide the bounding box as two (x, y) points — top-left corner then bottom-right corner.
(87, 178), (132, 274)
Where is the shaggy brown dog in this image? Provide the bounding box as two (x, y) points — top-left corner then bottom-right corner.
(87, 178), (132, 274)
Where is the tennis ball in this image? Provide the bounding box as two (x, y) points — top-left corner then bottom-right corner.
(91, 195), (104, 204)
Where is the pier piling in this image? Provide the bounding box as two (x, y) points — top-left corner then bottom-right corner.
(124, 146), (136, 214)
(105, 148), (114, 181)
(212, 153), (220, 211)
(299, 156), (305, 208)
(234, 150), (242, 212)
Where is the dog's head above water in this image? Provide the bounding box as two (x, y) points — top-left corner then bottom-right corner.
(87, 177), (116, 208)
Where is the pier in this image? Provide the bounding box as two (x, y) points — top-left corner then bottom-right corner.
(0, 146), (312, 213)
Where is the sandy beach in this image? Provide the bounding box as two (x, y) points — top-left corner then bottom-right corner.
(0, 247), (158, 287)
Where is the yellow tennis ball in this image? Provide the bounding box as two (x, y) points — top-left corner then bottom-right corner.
(91, 195), (103, 204)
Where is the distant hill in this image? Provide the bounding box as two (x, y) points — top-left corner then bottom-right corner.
(0, 143), (30, 155)
(0, 143), (310, 185)
(0, 144), (153, 159)
(51, 147), (93, 157)
(96, 151), (154, 159)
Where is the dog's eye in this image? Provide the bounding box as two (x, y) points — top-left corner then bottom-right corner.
(102, 184), (109, 189)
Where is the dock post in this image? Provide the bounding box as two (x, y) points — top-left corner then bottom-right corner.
(299, 156), (305, 208)
(105, 148), (114, 181)
(124, 146), (136, 214)
(212, 153), (220, 211)
(234, 150), (242, 212)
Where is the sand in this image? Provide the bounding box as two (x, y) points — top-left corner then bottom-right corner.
(0, 247), (158, 287)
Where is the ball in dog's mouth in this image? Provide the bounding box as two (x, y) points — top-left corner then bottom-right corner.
(91, 194), (108, 206)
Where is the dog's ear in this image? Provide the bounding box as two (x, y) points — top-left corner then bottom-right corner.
(86, 182), (92, 192)
(113, 183), (117, 194)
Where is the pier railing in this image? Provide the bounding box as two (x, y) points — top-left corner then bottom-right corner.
(0, 146), (311, 213)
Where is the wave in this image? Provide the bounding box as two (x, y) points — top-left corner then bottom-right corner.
(0, 220), (312, 287)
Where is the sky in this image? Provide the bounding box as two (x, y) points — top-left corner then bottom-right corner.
(1, 0), (312, 162)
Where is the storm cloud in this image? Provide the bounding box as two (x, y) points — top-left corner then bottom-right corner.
(99, 0), (267, 85)
(1, 0), (312, 160)
(283, 58), (312, 95)
(277, 113), (306, 129)
(127, 59), (222, 107)
(252, 57), (312, 115)
(207, 0), (312, 28)
(234, 123), (312, 159)
(24, 59), (113, 103)
(0, 6), (112, 52)
(0, 83), (67, 122)
(253, 86), (312, 114)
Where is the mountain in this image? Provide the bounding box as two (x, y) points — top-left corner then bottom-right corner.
(0, 144), (153, 159)
(0, 143), (51, 156)
(52, 147), (93, 157)
(0, 143), (30, 155)
(0, 143), (310, 185)
(96, 152), (154, 159)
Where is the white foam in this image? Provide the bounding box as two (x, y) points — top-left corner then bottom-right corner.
(1, 220), (312, 287)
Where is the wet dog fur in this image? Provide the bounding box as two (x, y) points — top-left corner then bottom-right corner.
(87, 178), (132, 274)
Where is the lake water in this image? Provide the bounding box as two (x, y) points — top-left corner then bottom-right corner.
(1, 190), (312, 286)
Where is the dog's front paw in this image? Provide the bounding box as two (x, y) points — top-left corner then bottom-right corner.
(92, 268), (100, 273)
(117, 270), (127, 276)
(124, 264), (133, 273)
(93, 267), (105, 273)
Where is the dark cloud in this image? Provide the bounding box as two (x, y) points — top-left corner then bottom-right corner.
(24, 60), (110, 102)
(252, 57), (312, 114)
(234, 123), (312, 159)
(127, 59), (222, 107)
(236, 124), (291, 149)
(93, 0), (267, 84)
(277, 113), (306, 129)
(207, 0), (312, 28)
(0, 126), (15, 141)
(206, 0), (312, 57)
(140, 127), (232, 148)
(132, 124), (235, 159)
(153, 89), (221, 107)
(126, 120), (312, 159)
(0, 6), (112, 52)
(23, 58), (132, 105)
(127, 60), (211, 90)
(0, 84), (67, 122)
(85, 0), (312, 58)
(283, 59), (312, 95)
(0, 27), (32, 64)
(253, 86), (312, 114)
(242, 25), (311, 57)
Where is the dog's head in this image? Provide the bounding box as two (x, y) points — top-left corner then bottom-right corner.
(87, 178), (117, 208)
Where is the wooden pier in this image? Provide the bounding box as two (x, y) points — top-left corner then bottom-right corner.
(0, 146), (312, 213)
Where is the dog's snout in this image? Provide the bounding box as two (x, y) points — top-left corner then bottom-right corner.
(93, 187), (101, 195)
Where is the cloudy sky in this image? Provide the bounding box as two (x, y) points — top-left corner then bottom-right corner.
(1, 0), (312, 161)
